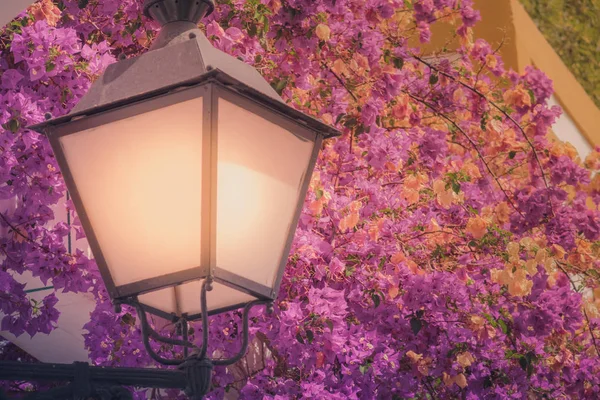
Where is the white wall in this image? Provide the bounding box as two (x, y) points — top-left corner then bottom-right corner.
(1, 272), (95, 363)
(549, 95), (593, 159)
(0, 196), (96, 363)
(0, 0), (36, 28)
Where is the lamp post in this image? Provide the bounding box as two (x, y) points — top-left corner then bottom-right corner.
(0, 0), (339, 398)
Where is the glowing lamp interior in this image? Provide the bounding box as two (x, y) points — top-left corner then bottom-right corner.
(54, 88), (317, 317)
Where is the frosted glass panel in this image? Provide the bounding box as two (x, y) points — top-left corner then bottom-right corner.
(139, 286), (177, 314)
(216, 99), (315, 288)
(138, 280), (256, 315)
(60, 98), (203, 286)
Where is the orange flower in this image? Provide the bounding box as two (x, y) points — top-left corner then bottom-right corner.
(30, 0), (61, 26)
(503, 85), (531, 109)
(433, 179), (460, 208)
(466, 216), (487, 239)
(406, 350), (422, 364)
(485, 54), (498, 69)
(404, 174), (421, 189)
(315, 24), (331, 41)
(402, 188), (420, 204)
(368, 218), (385, 241)
(388, 286), (399, 299)
(492, 268), (533, 297)
(456, 352), (475, 368)
(339, 201), (361, 231)
(494, 202), (511, 224)
(332, 59), (348, 76)
(443, 372), (468, 388)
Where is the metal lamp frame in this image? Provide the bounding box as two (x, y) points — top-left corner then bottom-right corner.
(0, 280), (272, 400)
(29, 0), (338, 321)
(34, 71), (336, 321)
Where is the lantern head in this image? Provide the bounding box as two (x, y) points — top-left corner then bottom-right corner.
(31, 0), (339, 321)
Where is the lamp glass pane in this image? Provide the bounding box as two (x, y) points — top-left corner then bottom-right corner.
(216, 98), (315, 289)
(138, 280), (256, 315)
(59, 98), (203, 287)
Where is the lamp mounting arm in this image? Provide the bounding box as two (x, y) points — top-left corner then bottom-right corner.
(0, 280), (272, 400)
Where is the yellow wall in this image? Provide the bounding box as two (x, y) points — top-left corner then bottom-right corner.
(510, 0), (600, 148)
(418, 0), (600, 148)
(420, 0), (519, 71)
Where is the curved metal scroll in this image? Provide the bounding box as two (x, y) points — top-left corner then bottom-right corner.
(118, 279), (272, 399)
(124, 279), (272, 366)
(212, 299), (272, 366)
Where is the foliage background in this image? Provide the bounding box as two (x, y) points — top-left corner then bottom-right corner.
(1, 0), (600, 399)
(520, 0), (600, 108)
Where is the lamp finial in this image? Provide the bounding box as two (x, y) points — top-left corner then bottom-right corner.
(143, 0), (214, 26)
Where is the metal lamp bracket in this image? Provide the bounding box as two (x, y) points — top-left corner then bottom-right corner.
(0, 279), (272, 400)
(124, 279), (272, 399)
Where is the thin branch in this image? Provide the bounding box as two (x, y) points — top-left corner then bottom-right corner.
(406, 92), (524, 217)
(475, 35), (505, 84)
(406, 229), (464, 242)
(321, 62), (358, 101)
(556, 261), (600, 358)
(0, 211), (74, 265)
(412, 55), (552, 199)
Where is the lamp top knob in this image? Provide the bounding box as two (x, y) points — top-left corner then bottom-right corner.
(143, 0), (215, 26)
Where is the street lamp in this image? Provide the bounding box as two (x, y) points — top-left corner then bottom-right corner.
(0, 0), (339, 398)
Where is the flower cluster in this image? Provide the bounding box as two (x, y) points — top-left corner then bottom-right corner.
(1, 0), (600, 399)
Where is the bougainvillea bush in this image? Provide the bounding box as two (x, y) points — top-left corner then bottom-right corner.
(2, 0), (600, 398)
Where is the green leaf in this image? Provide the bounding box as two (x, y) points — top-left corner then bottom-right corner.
(498, 319), (508, 334)
(296, 332), (305, 344)
(480, 112), (488, 131)
(315, 188), (324, 200)
(6, 119), (20, 133)
(508, 151), (517, 159)
(247, 23), (258, 37)
(451, 181), (461, 194)
(429, 73), (439, 85)
(482, 313), (498, 328)
(372, 293), (381, 308)
(271, 78), (288, 95)
(528, 89), (536, 105)
(343, 116), (358, 129)
(78, 0), (89, 8)
(392, 57), (404, 69)
(483, 376), (493, 389)
(518, 354), (528, 371)
(306, 329), (314, 343)
(410, 317), (422, 335)
(121, 313), (136, 326)
(45, 62), (56, 72)
(261, 15), (270, 35)
(325, 319), (334, 333)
